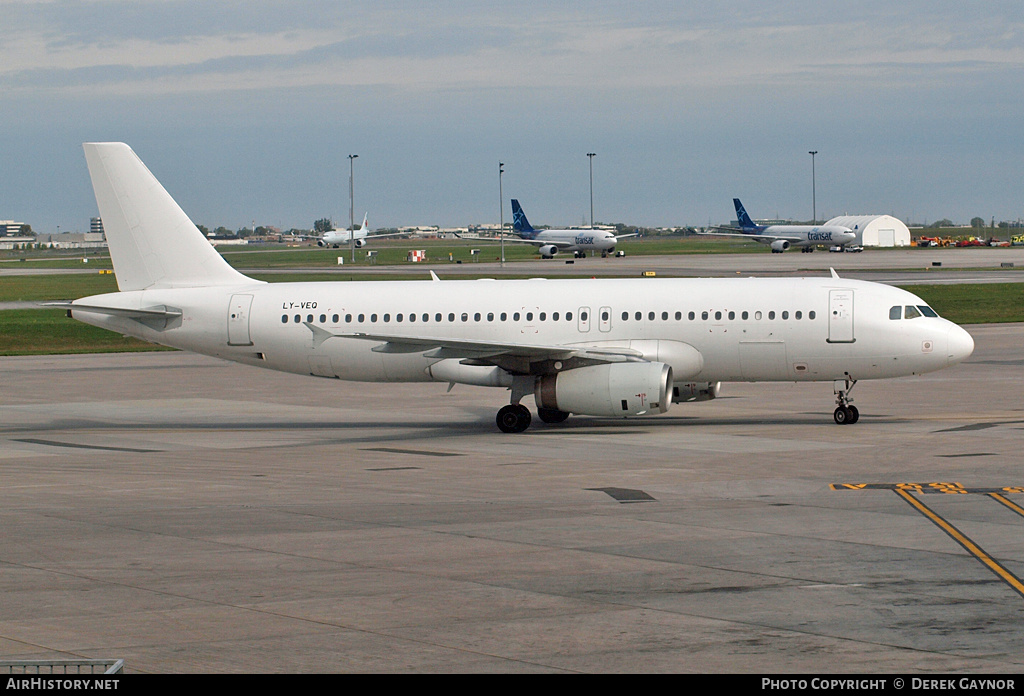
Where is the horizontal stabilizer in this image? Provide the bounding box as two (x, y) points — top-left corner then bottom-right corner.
(46, 301), (182, 320)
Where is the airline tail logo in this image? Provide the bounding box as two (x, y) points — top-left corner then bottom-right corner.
(511, 200), (537, 238)
(733, 198), (757, 230)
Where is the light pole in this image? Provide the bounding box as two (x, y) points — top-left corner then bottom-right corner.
(348, 154), (358, 263)
(587, 152), (596, 228)
(499, 162), (505, 267)
(808, 150), (818, 224)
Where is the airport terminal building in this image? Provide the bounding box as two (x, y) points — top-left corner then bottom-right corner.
(824, 214), (911, 247)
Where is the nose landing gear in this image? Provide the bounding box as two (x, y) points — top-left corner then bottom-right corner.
(833, 376), (860, 424)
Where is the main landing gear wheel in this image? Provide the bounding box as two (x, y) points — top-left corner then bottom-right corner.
(537, 407), (570, 424)
(834, 406), (858, 424)
(497, 404), (532, 433)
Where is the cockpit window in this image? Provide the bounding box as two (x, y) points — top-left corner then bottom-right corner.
(904, 305), (922, 319)
(918, 305), (939, 318)
(889, 306), (901, 320)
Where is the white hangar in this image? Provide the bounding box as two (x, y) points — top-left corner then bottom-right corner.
(824, 215), (911, 247)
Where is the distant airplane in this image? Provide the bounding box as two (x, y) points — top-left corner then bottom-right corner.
(702, 198), (857, 253)
(61, 143), (974, 433)
(506, 199), (637, 258)
(313, 215), (405, 248)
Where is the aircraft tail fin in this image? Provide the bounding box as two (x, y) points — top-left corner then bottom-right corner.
(83, 142), (254, 291)
(510, 199), (536, 237)
(733, 198), (758, 231)
(359, 213), (368, 233)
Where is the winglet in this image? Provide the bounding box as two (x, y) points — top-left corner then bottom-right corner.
(830, 267), (840, 279)
(303, 322), (336, 349)
(430, 270), (440, 281)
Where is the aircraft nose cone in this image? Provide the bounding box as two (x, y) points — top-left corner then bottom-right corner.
(947, 324), (975, 365)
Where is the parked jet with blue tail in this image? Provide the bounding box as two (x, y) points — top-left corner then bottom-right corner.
(702, 198), (856, 253)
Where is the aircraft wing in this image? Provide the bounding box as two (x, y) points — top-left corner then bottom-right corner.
(487, 235), (577, 249)
(614, 231), (640, 240)
(304, 323), (644, 372)
(698, 229), (803, 243)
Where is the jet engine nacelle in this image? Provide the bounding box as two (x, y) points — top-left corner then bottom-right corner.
(535, 362), (673, 418)
(354, 238), (367, 248)
(672, 381), (720, 403)
(539, 244), (558, 258)
(770, 239), (790, 253)
(317, 240), (326, 247)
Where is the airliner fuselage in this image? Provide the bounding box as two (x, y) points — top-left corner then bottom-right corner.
(74, 276), (971, 387)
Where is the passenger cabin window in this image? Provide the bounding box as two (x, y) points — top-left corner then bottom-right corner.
(905, 306), (922, 319)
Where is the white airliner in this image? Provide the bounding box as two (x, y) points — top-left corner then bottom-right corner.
(314, 214), (405, 248)
(702, 198), (857, 253)
(506, 200), (637, 258)
(61, 143), (974, 433)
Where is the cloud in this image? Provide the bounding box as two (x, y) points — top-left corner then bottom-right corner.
(4, 2), (1022, 100)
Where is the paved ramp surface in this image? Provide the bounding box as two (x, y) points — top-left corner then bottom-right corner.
(1, 325), (1022, 672)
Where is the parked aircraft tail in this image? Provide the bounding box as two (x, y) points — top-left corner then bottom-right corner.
(733, 198), (760, 232)
(83, 142), (253, 291)
(510, 199), (538, 238)
(733, 197), (765, 232)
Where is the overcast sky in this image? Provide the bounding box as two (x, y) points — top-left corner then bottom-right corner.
(2, 1), (1023, 233)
